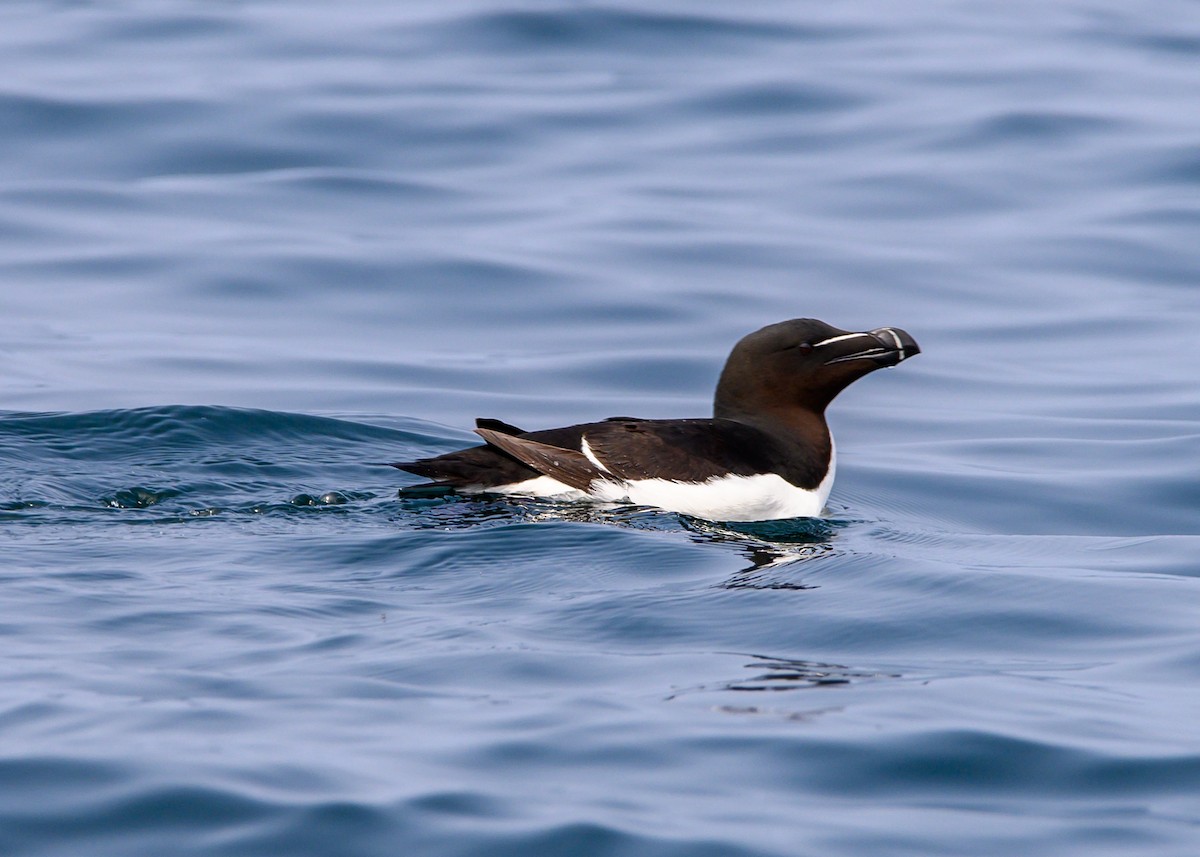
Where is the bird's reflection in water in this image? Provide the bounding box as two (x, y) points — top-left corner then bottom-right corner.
(397, 491), (846, 581)
(679, 515), (841, 583)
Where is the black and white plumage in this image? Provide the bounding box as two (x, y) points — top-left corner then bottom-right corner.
(392, 318), (919, 521)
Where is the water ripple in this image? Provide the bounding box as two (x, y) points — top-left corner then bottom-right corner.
(4, 1), (1200, 855)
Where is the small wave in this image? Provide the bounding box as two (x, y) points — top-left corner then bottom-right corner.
(420, 7), (834, 56)
(0, 406), (430, 527)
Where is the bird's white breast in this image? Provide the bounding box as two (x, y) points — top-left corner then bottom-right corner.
(621, 469), (832, 522)
(483, 438), (836, 522)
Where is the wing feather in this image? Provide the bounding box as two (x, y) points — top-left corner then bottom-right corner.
(474, 428), (610, 492)
(583, 419), (780, 483)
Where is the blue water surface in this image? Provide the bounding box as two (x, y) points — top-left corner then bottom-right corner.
(2, 2), (1199, 855)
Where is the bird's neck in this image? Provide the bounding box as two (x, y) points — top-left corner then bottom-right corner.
(715, 403), (830, 451)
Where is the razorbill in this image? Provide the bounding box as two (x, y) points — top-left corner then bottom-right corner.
(392, 318), (919, 522)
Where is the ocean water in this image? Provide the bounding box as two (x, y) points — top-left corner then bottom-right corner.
(2, 1), (1199, 855)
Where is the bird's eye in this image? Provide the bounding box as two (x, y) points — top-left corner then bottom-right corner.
(796, 342), (814, 355)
